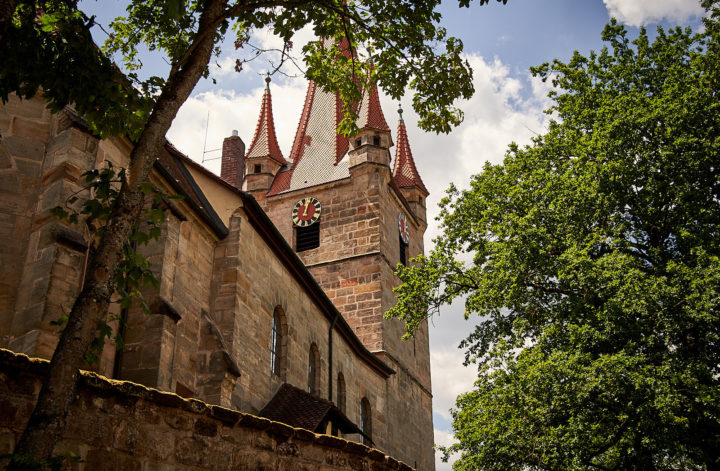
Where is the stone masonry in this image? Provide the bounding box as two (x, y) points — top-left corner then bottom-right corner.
(0, 349), (415, 471)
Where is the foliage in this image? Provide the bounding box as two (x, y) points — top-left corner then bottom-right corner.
(50, 163), (172, 364)
(2, 0), (508, 139)
(0, 0), (153, 139)
(388, 11), (720, 471)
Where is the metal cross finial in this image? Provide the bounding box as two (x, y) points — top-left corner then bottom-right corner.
(398, 105), (404, 122)
(265, 71), (271, 90)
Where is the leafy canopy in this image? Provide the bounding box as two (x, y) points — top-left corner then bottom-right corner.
(2, 0), (507, 139)
(388, 8), (720, 470)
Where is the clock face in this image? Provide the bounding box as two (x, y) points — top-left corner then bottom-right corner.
(292, 197), (322, 227)
(398, 213), (410, 244)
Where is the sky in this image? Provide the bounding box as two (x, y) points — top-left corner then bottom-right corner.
(80, 1), (707, 469)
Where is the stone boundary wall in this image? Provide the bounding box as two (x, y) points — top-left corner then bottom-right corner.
(0, 349), (414, 471)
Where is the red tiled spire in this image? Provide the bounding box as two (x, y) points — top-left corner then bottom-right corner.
(246, 74), (287, 166)
(393, 106), (428, 194)
(357, 79), (390, 132)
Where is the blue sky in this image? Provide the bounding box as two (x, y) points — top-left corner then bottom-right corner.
(81, 1), (706, 469)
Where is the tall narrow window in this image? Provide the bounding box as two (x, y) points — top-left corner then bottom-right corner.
(308, 343), (320, 395)
(337, 372), (346, 413)
(360, 397), (372, 444)
(270, 307), (286, 378)
(399, 233), (408, 266)
(296, 223), (320, 252)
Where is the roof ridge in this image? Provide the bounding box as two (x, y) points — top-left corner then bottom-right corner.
(245, 76), (287, 166)
(392, 115), (428, 194)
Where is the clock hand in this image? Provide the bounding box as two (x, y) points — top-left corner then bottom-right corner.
(303, 203), (309, 217)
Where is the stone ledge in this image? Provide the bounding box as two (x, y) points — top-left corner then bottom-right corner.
(0, 348), (416, 470)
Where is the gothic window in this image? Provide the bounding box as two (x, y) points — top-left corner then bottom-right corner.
(360, 397), (372, 444)
(399, 233), (408, 266)
(337, 372), (346, 413)
(270, 307), (286, 377)
(308, 343), (320, 395)
(296, 223), (320, 252)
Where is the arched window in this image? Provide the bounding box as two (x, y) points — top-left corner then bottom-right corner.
(308, 343), (320, 395)
(337, 372), (346, 413)
(270, 307), (286, 377)
(360, 397), (372, 444)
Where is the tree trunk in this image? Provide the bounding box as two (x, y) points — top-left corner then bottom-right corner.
(8, 0), (228, 467)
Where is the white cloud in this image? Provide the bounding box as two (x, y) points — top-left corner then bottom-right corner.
(431, 347), (476, 421)
(210, 56), (239, 77)
(434, 428), (459, 471)
(379, 54), (552, 246)
(603, 0), (703, 26)
(166, 75), (307, 173)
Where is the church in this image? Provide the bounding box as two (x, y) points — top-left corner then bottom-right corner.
(0, 66), (434, 468)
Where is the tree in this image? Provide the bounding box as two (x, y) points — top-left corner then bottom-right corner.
(389, 6), (720, 470)
(1, 0), (508, 467)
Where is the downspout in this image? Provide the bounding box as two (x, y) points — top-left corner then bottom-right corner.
(112, 241), (134, 379)
(328, 310), (341, 401)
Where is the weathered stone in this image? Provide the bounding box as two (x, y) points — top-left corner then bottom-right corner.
(194, 417), (218, 437)
(0, 88), (435, 469)
(85, 449), (141, 471)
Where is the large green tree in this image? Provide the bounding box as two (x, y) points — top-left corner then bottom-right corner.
(389, 6), (720, 471)
(1, 0), (506, 467)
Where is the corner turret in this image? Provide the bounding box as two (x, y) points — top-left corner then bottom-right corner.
(392, 106), (428, 225)
(243, 74), (287, 200)
(348, 82), (393, 170)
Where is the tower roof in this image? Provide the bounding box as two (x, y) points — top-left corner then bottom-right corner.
(357, 80), (390, 132)
(268, 39), (395, 196)
(245, 75), (287, 166)
(268, 78), (352, 195)
(392, 108), (428, 195)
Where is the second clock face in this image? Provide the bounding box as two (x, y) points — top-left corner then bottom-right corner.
(398, 213), (410, 244)
(293, 197), (322, 227)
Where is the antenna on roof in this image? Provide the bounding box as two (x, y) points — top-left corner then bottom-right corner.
(201, 110), (221, 162)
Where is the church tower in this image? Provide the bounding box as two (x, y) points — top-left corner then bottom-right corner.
(222, 69), (434, 470)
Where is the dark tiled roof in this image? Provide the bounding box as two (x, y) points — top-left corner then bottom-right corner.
(156, 142), (228, 238)
(259, 383), (364, 438)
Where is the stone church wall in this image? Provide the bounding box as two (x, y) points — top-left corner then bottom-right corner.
(0, 95), (430, 470)
(212, 206), (390, 443)
(0, 349), (415, 471)
(258, 165), (435, 470)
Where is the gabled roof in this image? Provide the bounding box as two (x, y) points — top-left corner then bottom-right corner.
(245, 76), (287, 166)
(392, 114), (428, 195)
(259, 383), (367, 441)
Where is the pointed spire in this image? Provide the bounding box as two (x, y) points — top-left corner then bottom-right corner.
(246, 74), (287, 166)
(393, 107), (428, 194)
(357, 80), (390, 132)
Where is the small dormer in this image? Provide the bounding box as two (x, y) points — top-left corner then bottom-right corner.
(242, 74), (287, 200)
